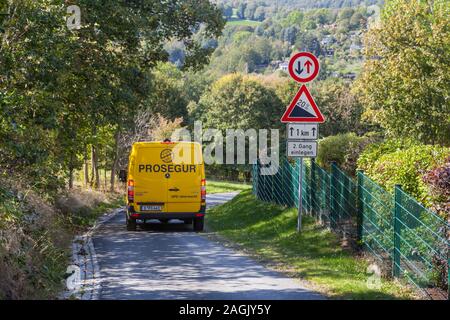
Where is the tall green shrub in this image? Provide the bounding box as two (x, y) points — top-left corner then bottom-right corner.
(317, 133), (371, 175)
(358, 143), (449, 206)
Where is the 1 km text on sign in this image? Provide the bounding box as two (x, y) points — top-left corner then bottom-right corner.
(287, 124), (318, 140)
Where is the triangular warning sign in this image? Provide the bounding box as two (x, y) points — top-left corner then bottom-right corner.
(281, 85), (325, 123)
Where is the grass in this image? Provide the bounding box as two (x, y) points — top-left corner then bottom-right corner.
(207, 180), (252, 194)
(207, 190), (415, 300)
(66, 195), (125, 230)
(226, 19), (262, 27)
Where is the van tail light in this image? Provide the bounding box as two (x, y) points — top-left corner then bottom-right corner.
(128, 180), (135, 202)
(201, 179), (206, 201)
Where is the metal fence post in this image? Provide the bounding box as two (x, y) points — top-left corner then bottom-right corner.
(356, 170), (364, 247)
(393, 184), (402, 278)
(270, 172), (274, 202)
(261, 166), (266, 201)
(297, 158), (303, 232)
(254, 161), (258, 198)
(281, 161), (285, 206)
(311, 159), (317, 218)
(252, 162), (257, 196)
(288, 161), (294, 207)
(330, 162), (337, 230)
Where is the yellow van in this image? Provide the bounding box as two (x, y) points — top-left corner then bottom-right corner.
(122, 140), (206, 232)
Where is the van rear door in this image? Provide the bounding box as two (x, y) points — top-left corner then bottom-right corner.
(166, 143), (203, 213)
(132, 145), (168, 213)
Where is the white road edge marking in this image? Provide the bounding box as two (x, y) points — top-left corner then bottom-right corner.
(62, 207), (123, 300)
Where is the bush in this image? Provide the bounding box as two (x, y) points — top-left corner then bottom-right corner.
(357, 138), (416, 174)
(422, 158), (450, 218)
(358, 142), (449, 206)
(317, 133), (372, 175)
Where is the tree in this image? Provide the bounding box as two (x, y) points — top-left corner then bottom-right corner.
(197, 73), (283, 129)
(146, 63), (189, 121)
(310, 79), (372, 137)
(355, 0), (450, 146)
(282, 26), (297, 45)
(116, 112), (184, 177)
(254, 6), (266, 22)
(222, 5), (233, 20)
(284, 11), (304, 27)
(244, 3), (257, 20)
(194, 74), (283, 178)
(0, 0), (224, 192)
(338, 7), (355, 20)
(295, 33), (322, 56)
(237, 2), (247, 19)
(349, 11), (365, 29)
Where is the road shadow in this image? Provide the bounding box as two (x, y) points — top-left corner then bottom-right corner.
(93, 213), (324, 300)
(138, 220), (195, 233)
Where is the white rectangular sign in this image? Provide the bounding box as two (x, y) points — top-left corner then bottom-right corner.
(287, 123), (318, 140)
(287, 141), (317, 158)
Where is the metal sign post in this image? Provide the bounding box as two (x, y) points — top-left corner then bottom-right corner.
(297, 158), (303, 232)
(281, 52), (325, 233)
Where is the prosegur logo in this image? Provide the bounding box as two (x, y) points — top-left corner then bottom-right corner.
(160, 149), (173, 163)
(138, 147), (198, 174)
(138, 164), (197, 173)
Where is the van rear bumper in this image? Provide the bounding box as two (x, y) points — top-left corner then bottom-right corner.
(128, 212), (204, 220)
(127, 205), (206, 220)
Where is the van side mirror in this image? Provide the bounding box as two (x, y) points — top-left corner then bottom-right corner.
(118, 170), (127, 182)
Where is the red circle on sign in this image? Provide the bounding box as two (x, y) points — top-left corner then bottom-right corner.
(288, 52), (320, 83)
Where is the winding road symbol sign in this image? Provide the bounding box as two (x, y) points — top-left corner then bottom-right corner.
(288, 52), (320, 83)
(281, 85), (325, 123)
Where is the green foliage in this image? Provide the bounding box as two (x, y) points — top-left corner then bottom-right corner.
(147, 63), (189, 120)
(232, 30), (253, 43)
(193, 74), (283, 178)
(0, 0), (224, 194)
(356, 0), (450, 146)
(207, 1), (375, 78)
(0, 184), (66, 299)
(309, 79), (373, 136)
(358, 140), (450, 205)
(357, 138), (415, 173)
(317, 133), (371, 174)
(283, 11), (304, 27)
(197, 74), (283, 130)
(208, 32), (288, 75)
(422, 158), (450, 217)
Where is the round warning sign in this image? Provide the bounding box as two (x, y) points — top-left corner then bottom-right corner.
(288, 52), (320, 83)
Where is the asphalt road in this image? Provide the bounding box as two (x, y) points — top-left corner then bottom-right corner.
(92, 193), (324, 300)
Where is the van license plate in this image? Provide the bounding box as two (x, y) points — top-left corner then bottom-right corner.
(141, 205), (162, 212)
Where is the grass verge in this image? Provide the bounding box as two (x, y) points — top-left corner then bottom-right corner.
(207, 190), (415, 300)
(207, 180), (252, 194)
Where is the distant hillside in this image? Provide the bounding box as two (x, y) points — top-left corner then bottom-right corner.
(277, 0), (382, 9)
(215, 0), (383, 10)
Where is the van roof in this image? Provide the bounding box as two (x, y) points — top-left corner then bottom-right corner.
(132, 141), (201, 147)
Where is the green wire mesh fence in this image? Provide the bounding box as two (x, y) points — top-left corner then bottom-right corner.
(252, 158), (449, 299)
(358, 171), (394, 270)
(393, 186), (449, 299)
